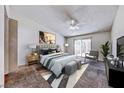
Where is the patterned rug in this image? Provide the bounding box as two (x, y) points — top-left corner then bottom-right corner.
(5, 64), (51, 88)
(74, 62), (110, 88)
(37, 61), (110, 88)
(5, 61), (110, 88)
(38, 64), (89, 88)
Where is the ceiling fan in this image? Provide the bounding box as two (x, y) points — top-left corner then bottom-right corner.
(63, 10), (85, 30)
(68, 19), (79, 30)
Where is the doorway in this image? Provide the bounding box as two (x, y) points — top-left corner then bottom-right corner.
(4, 18), (18, 74)
(9, 18), (18, 72)
(74, 38), (91, 57)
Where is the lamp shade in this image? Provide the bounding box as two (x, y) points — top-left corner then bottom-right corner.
(65, 43), (69, 47)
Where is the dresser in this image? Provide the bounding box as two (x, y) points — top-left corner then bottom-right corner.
(106, 59), (124, 88)
(26, 53), (40, 65)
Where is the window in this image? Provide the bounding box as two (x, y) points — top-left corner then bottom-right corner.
(75, 40), (82, 56)
(74, 38), (91, 57)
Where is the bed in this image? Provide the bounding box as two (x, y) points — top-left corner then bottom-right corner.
(37, 44), (77, 77)
(40, 52), (76, 78)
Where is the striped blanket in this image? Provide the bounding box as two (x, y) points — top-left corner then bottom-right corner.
(40, 53), (76, 77)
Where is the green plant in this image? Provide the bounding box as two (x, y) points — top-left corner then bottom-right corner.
(101, 41), (110, 58)
(117, 43), (124, 57)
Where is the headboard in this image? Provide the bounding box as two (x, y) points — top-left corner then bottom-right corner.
(36, 44), (59, 55)
(37, 44), (57, 50)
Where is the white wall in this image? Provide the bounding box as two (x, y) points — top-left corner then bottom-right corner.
(111, 6), (124, 57)
(0, 5), (4, 87)
(66, 31), (111, 60)
(4, 6), (9, 75)
(9, 11), (65, 66)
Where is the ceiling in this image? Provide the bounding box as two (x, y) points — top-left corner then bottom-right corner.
(10, 5), (118, 37)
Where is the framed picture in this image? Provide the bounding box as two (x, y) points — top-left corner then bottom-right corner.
(39, 31), (56, 44)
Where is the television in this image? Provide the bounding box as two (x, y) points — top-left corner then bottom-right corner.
(117, 36), (124, 58)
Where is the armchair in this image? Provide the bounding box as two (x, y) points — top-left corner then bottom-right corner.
(85, 51), (99, 62)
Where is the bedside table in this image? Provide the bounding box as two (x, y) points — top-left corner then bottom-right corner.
(26, 53), (40, 65)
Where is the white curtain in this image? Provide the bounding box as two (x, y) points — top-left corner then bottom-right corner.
(75, 39), (91, 57)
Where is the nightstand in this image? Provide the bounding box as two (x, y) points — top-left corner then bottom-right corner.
(26, 52), (40, 65)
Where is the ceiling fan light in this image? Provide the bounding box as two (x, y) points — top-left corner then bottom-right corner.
(75, 26), (79, 30)
(71, 19), (75, 25)
(69, 25), (79, 30)
(69, 26), (76, 30)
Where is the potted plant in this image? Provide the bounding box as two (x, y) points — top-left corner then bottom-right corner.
(100, 41), (110, 81)
(101, 41), (110, 59)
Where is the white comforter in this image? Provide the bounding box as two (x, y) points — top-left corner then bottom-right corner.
(40, 53), (76, 77)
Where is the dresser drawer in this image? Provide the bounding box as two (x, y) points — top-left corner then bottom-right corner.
(26, 53), (40, 65)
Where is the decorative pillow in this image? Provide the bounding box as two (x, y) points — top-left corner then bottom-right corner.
(48, 49), (57, 54)
(40, 49), (49, 55)
(40, 49), (57, 55)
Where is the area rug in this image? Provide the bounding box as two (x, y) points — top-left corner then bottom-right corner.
(39, 64), (89, 88)
(74, 62), (110, 88)
(5, 64), (51, 88)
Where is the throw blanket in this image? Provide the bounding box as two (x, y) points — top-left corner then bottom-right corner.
(40, 53), (76, 77)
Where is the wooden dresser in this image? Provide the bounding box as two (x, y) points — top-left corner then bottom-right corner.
(26, 53), (40, 65)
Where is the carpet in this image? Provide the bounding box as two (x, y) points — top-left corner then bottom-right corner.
(74, 62), (110, 88)
(38, 61), (110, 88)
(5, 64), (51, 88)
(5, 61), (110, 88)
(39, 64), (89, 88)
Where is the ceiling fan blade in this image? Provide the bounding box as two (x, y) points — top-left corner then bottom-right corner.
(64, 10), (74, 20)
(76, 22), (87, 26)
(63, 9), (79, 23)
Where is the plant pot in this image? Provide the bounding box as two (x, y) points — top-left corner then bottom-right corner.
(103, 58), (109, 81)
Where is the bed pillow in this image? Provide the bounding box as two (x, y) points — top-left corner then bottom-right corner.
(40, 49), (57, 55)
(40, 49), (49, 55)
(48, 49), (57, 54)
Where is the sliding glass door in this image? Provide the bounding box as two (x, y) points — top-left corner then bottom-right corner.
(75, 40), (82, 56)
(74, 38), (91, 57)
